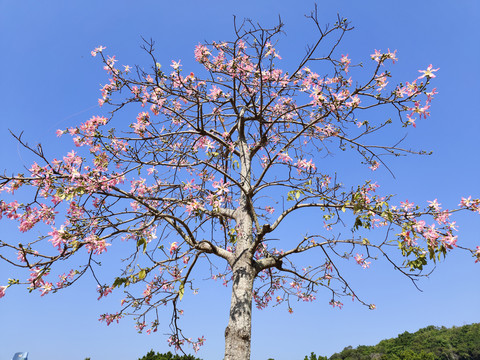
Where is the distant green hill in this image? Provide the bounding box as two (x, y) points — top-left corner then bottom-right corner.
(304, 323), (480, 360)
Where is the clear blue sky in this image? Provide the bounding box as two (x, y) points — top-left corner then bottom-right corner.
(1, 1), (479, 359)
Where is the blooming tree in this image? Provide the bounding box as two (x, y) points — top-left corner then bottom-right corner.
(1, 10), (479, 360)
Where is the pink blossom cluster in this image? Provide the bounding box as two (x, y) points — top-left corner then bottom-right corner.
(99, 312), (122, 326)
(354, 254), (371, 269)
(459, 196), (480, 213)
(91, 45), (106, 57)
(212, 179), (230, 195)
(277, 152), (292, 163)
(329, 300), (344, 309)
(169, 242), (179, 255)
(340, 54), (351, 72)
(295, 158), (316, 174)
(370, 49), (397, 64)
(25, 267), (55, 296)
(84, 234), (111, 255)
(132, 112), (150, 137)
(167, 335), (205, 353)
(97, 285), (113, 300)
(396, 199), (459, 250)
(185, 199), (203, 215)
(0, 200), (57, 234)
(193, 136), (215, 152)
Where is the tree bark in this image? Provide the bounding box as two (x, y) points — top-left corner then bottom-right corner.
(224, 259), (255, 360)
(224, 131), (256, 360)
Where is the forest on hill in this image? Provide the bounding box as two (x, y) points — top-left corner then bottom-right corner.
(305, 323), (480, 360)
(133, 323), (480, 360)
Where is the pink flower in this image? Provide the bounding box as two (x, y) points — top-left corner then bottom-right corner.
(171, 60), (181, 70)
(340, 54), (351, 72)
(329, 300), (343, 309)
(385, 49), (398, 63)
(0, 285), (7, 298)
(85, 236), (110, 255)
(147, 167), (156, 175)
(354, 253), (363, 264)
(423, 224), (439, 245)
(40, 282), (53, 296)
(277, 152), (292, 163)
(370, 49), (382, 62)
(212, 179), (230, 194)
(459, 196), (472, 207)
(375, 72), (388, 91)
(346, 95), (360, 108)
(264, 42), (282, 59)
(425, 88), (438, 102)
(370, 49), (397, 64)
(48, 226), (67, 250)
(97, 285), (113, 300)
(99, 312), (122, 326)
(91, 46), (106, 57)
(442, 233), (457, 248)
(413, 220), (426, 232)
(265, 206), (275, 214)
(427, 199), (441, 211)
(406, 113), (416, 128)
(354, 253), (370, 269)
(185, 199), (202, 214)
(369, 160), (380, 171)
(194, 44), (211, 63)
(418, 64), (439, 79)
(209, 85), (223, 100)
(295, 158), (316, 173)
(170, 242), (178, 255)
(435, 210), (451, 225)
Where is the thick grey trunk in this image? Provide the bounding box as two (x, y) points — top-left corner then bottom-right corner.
(224, 202), (255, 360)
(224, 261), (255, 360)
(224, 134), (255, 360)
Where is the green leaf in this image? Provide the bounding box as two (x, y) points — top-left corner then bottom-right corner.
(55, 188), (66, 200)
(138, 269), (146, 280)
(354, 217), (363, 230)
(179, 282), (185, 301)
(137, 237), (147, 253)
(113, 277), (128, 288)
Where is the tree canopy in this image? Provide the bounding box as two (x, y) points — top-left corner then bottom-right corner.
(0, 7), (479, 360)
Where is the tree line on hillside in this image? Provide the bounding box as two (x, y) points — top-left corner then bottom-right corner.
(305, 323), (480, 360)
(131, 322), (480, 360)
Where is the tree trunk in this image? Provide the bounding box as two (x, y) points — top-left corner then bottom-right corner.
(224, 260), (255, 360)
(224, 126), (255, 359)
